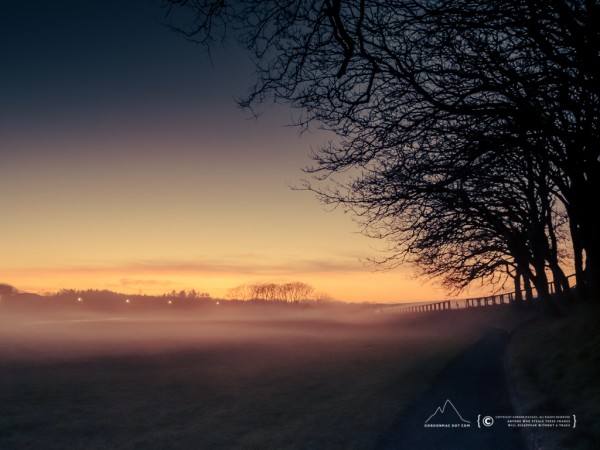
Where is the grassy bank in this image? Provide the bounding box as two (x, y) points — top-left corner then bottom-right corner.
(507, 300), (600, 450)
(0, 306), (523, 449)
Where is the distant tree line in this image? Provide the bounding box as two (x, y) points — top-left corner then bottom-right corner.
(166, 0), (600, 313)
(227, 282), (331, 303)
(53, 288), (212, 303)
(0, 283), (19, 298)
(163, 289), (211, 300)
(0, 283), (334, 313)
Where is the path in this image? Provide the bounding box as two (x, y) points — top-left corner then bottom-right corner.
(376, 328), (526, 450)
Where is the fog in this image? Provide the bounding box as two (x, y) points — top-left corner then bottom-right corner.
(0, 303), (395, 363)
(0, 303), (502, 449)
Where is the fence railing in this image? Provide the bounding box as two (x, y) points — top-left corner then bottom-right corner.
(377, 274), (576, 314)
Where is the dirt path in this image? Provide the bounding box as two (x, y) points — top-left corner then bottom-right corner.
(376, 328), (526, 450)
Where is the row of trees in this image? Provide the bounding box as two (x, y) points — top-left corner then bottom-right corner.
(163, 289), (211, 300)
(1, 283), (331, 307)
(53, 288), (212, 302)
(166, 0), (599, 312)
(0, 283), (19, 298)
(55, 285), (323, 304)
(227, 282), (330, 303)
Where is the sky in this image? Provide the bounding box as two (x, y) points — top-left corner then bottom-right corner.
(0, 0), (472, 302)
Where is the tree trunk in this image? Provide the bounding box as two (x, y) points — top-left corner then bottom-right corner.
(548, 259), (572, 302)
(569, 218), (586, 300)
(513, 266), (524, 305)
(531, 263), (560, 316)
(565, 174), (599, 300)
(585, 249), (600, 298)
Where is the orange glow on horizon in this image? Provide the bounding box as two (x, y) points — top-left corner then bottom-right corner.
(1, 2), (503, 311)
(2, 264), (494, 304)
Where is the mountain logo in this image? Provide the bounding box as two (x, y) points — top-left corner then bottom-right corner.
(424, 399), (471, 427)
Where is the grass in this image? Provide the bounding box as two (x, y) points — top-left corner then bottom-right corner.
(0, 305), (525, 449)
(507, 299), (600, 450)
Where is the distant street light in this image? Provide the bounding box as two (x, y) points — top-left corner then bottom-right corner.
(125, 299), (130, 304)
(77, 297), (83, 302)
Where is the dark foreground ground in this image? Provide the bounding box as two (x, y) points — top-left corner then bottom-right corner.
(377, 328), (524, 450)
(507, 301), (600, 450)
(0, 306), (529, 449)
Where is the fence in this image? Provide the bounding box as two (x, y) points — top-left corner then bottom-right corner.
(377, 274), (576, 314)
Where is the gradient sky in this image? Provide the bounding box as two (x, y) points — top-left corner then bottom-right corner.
(0, 0), (477, 302)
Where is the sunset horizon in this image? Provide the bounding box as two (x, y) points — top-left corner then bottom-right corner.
(0, 1), (464, 304)
(1, 263), (457, 303)
(1, 1), (596, 449)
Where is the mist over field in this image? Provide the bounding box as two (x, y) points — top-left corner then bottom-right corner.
(0, 305), (505, 449)
(2, 0), (597, 448)
(0, 305), (386, 363)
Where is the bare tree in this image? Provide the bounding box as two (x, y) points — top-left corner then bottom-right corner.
(165, 0), (599, 301)
(227, 284), (252, 301)
(227, 281), (316, 302)
(282, 282), (315, 303)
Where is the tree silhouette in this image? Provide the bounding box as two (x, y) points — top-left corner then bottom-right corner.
(0, 283), (18, 298)
(227, 281), (317, 302)
(165, 0), (599, 301)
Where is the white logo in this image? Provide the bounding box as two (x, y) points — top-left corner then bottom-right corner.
(482, 416), (494, 427)
(424, 399), (471, 427)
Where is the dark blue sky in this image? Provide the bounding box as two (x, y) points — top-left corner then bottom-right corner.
(0, 0), (439, 302)
(1, 0), (252, 147)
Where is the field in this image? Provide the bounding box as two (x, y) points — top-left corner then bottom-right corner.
(0, 305), (522, 449)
